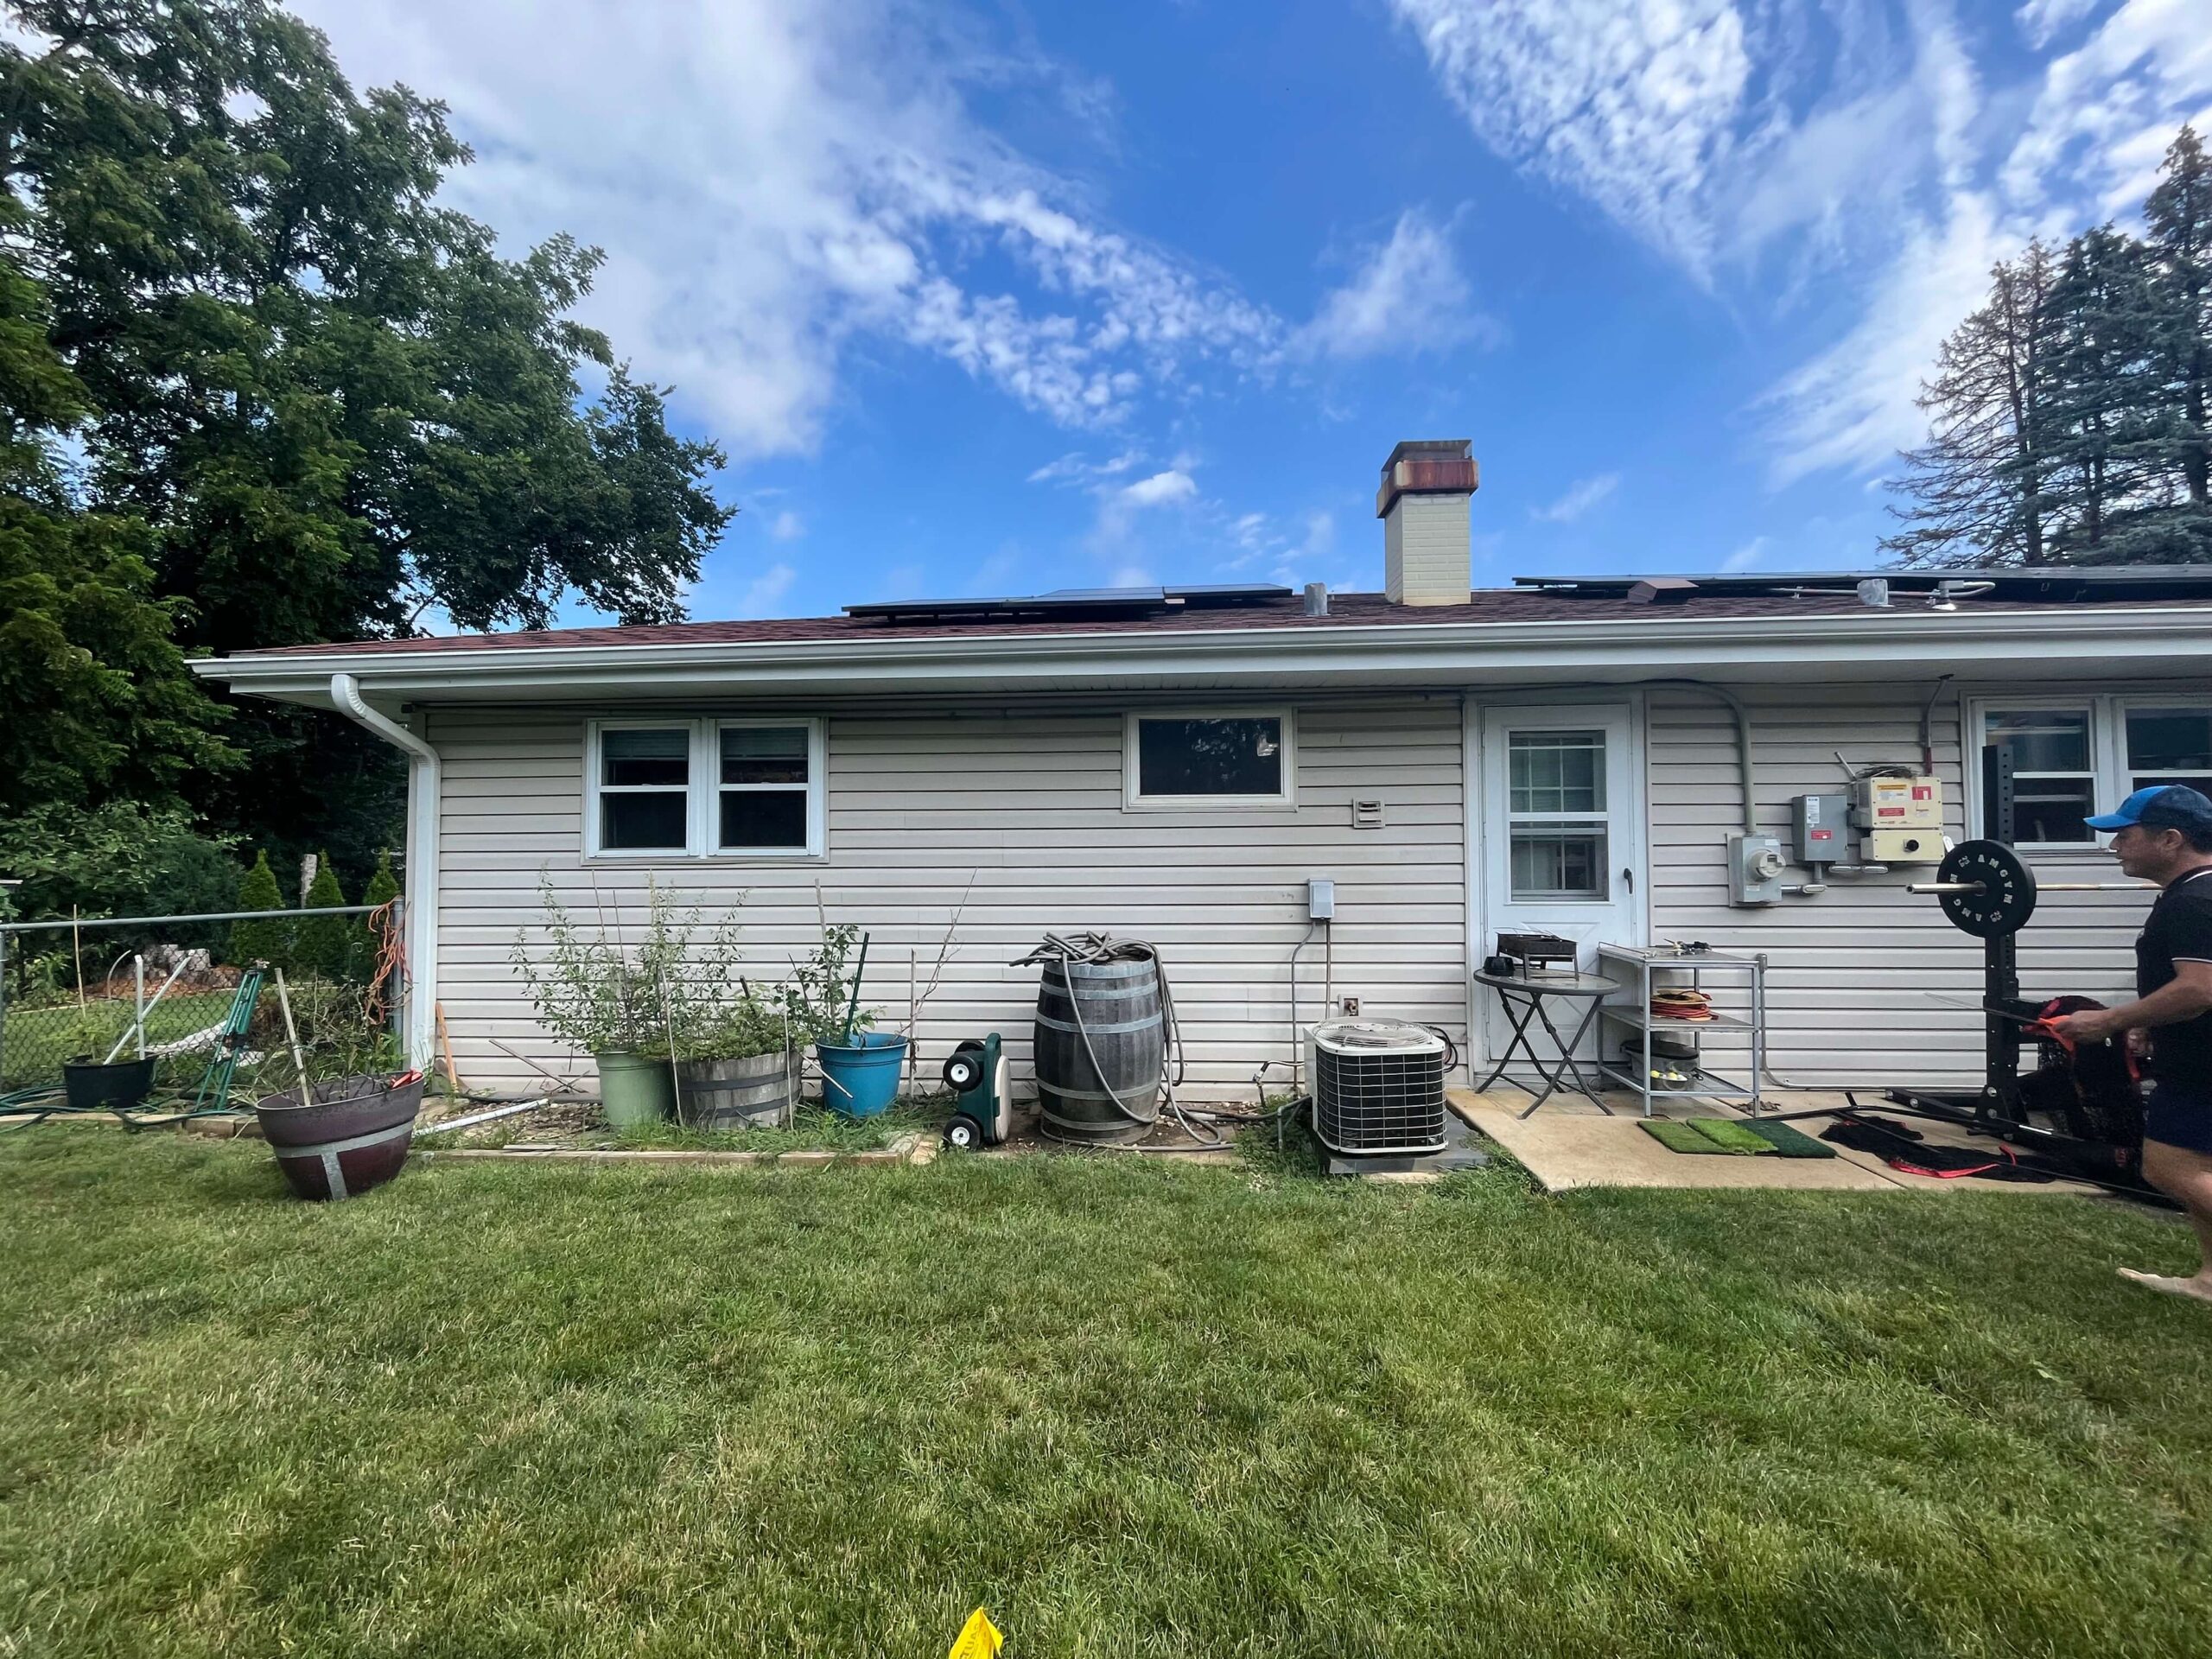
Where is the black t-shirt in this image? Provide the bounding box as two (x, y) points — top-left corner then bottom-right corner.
(2139, 865), (2212, 1090)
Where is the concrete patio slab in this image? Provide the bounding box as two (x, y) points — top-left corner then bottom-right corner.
(1446, 1088), (2107, 1198)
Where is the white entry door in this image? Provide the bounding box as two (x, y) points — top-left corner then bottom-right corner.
(1478, 704), (1645, 1058)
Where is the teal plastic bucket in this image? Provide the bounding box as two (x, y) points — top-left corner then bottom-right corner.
(816, 1032), (907, 1118)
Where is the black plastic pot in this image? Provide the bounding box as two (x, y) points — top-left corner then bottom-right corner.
(254, 1071), (425, 1201)
(62, 1055), (158, 1112)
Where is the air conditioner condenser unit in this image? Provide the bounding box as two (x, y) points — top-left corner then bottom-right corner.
(1306, 1019), (1448, 1156)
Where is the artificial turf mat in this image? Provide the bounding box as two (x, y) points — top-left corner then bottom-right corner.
(1692, 1118), (1781, 1154)
(1738, 1118), (1839, 1159)
(1641, 1119), (1754, 1154)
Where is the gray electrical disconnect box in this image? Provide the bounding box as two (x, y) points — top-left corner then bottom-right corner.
(1793, 793), (1851, 864)
(1728, 833), (1787, 906)
(1307, 878), (1336, 921)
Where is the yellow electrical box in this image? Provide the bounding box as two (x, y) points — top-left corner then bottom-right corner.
(1867, 829), (1944, 863)
(1857, 774), (1942, 830)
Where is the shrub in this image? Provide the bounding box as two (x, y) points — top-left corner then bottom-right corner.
(229, 852), (289, 969)
(295, 853), (353, 980)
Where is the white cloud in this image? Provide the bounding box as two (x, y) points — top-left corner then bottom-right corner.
(1763, 193), (2009, 485)
(1116, 469), (1198, 510)
(769, 510), (805, 541)
(733, 561), (798, 618)
(294, 1), (1279, 459)
(1289, 209), (1488, 359)
(1530, 473), (1620, 524)
(1722, 536), (1769, 572)
(1390, 1), (2212, 483)
(2016, 0), (2102, 51)
(1027, 449), (1141, 485)
(1388, 1), (1756, 276)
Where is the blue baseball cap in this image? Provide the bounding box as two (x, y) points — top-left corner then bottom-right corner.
(2085, 785), (2212, 832)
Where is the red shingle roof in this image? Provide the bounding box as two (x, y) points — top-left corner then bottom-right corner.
(230, 585), (2212, 658)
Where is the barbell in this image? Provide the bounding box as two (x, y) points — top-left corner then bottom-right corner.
(1905, 838), (2155, 938)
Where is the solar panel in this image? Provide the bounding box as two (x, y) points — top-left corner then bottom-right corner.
(843, 582), (1294, 623)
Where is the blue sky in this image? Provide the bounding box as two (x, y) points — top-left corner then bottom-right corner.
(296, 1), (2212, 626)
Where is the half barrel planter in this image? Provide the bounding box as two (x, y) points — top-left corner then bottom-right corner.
(255, 1071), (425, 1201)
(675, 1048), (799, 1130)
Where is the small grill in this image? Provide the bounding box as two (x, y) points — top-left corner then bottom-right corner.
(1307, 1019), (1448, 1155)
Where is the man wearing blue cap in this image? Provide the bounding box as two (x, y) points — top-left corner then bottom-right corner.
(2049, 785), (2212, 1303)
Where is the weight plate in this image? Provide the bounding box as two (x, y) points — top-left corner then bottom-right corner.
(1935, 838), (2037, 938)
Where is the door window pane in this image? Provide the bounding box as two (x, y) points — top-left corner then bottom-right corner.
(1136, 717), (1284, 798)
(1509, 731), (1605, 814)
(602, 791), (688, 851)
(1510, 826), (1609, 900)
(720, 791), (808, 849)
(601, 728), (689, 787)
(721, 726), (809, 785)
(1983, 709), (2094, 843)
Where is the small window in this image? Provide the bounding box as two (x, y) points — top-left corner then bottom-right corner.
(1981, 709), (2095, 845)
(587, 718), (823, 858)
(1127, 713), (1293, 806)
(598, 728), (690, 851)
(719, 724), (812, 851)
(2126, 707), (2212, 800)
(1506, 730), (1609, 900)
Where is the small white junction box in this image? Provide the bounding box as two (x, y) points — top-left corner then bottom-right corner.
(1307, 878), (1336, 921)
(1856, 774), (1942, 831)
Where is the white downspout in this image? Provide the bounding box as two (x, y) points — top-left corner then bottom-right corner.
(330, 673), (439, 1070)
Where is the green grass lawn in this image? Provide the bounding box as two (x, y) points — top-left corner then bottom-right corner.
(3, 1133), (2209, 1657)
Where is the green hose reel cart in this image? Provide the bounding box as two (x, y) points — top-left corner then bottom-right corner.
(941, 1032), (1008, 1150)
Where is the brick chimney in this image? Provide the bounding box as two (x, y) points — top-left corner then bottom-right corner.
(1376, 439), (1478, 606)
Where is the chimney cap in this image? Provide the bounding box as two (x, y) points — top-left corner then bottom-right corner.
(1380, 438), (1472, 474)
(1376, 439), (1479, 518)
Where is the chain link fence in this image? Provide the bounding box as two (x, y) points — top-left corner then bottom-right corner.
(0, 905), (404, 1103)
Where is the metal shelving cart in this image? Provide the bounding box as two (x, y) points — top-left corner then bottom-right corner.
(1595, 944), (1768, 1118)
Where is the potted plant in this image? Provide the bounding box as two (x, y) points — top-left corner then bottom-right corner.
(512, 883), (690, 1126)
(251, 974), (422, 1201)
(58, 1001), (158, 1113)
(671, 991), (798, 1130)
(785, 924), (906, 1118)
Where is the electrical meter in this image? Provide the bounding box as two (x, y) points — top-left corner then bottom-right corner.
(1856, 774), (1942, 831)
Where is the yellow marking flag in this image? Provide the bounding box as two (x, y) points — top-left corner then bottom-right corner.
(948, 1605), (1003, 1658)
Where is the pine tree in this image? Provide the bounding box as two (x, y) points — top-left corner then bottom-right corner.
(1883, 243), (2060, 566)
(229, 851), (289, 969)
(295, 854), (352, 981)
(2145, 124), (2212, 556)
(2040, 226), (2173, 561)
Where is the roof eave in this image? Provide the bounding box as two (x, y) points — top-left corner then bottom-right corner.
(190, 605), (2212, 709)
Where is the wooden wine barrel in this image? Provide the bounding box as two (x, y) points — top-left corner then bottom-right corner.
(255, 1072), (424, 1202)
(1033, 955), (1162, 1144)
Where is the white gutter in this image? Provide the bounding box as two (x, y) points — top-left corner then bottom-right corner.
(329, 673), (438, 1071)
(193, 604), (2212, 703)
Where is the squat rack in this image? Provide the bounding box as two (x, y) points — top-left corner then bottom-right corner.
(1769, 837), (2157, 1191)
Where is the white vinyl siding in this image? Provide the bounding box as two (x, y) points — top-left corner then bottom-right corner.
(435, 698), (1465, 1099)
(1645, 683), (2157, 1089)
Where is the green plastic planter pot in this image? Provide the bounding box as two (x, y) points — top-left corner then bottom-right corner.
(594, 1050), (675, 1127)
